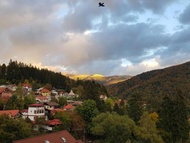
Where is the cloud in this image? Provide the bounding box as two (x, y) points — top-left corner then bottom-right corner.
(156, 27), (190, 66)
(89, 23), (169, 64)
(62, 1), (102, 32)
(0, 0), (189, 76)
(0, 0), (64, 29)
(179, 3), (190, 24)
(127, 0), (177, 14)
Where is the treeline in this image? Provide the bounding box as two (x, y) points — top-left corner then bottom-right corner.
(0, 60), (108, 98)
(0, 60), (74, 90)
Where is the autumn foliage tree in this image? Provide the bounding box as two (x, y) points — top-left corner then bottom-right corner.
(135, 112), (164, 143)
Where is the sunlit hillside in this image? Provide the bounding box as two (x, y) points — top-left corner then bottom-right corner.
(66, 74), (131, 85)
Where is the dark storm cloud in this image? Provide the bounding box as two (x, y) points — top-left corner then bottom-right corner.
(127, 0), (177, 14)
(62, 1), (102, 32)
(155, 26), (190, 66)
(62, 0), (176, 33)
(89, 23), (169, 63)
(179, 3), (190, 24)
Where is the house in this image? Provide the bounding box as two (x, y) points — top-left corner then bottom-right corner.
(22, 83), (32, 94)
(67, 90), (78, 99)
(39, 88), (51, 96)
(21, 104), (46, 121)
(50, 108), (64, 115)
(116, 99), (127, 106)
(7, 84), (17, 91)
(58, 91), (65, 96)
(72, 101), (83, 106)
(99, 95), (108, 101)
(13, 130), (83, 143)
(0, 110), (20, 118)
(42, 119), (62, 131)
(51, 90), (58, 96)
(63, 104), (75, 111)
(44, 102), (60, 111)
(0, 87), (12, 102)
(36, 95), (50, 103)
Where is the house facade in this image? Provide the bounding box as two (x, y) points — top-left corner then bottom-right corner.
(40, 88), (51, 96)
(21, 104), (45, 121)
(44, 102), (60, 111)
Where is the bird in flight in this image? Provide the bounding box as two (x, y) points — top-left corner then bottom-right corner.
(99, 2), (105, 7)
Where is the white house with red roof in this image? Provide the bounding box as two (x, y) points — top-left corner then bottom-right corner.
(21, 104), (46, 121)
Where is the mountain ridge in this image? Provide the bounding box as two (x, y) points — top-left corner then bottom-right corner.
(65, 74), (132, 85)
(107, 61), (190, 98)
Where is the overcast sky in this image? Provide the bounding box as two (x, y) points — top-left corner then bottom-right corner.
(0, 0), (190, 76)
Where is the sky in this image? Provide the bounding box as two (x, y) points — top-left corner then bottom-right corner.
(0, 0), (190, 76)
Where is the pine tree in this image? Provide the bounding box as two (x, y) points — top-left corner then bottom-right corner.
(158, 91), (189, 143)
(127, 93), (144, 123)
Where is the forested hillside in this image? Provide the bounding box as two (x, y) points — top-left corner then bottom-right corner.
(0, 60), (107, 96)
(0, 60), (75, 90)
(107, 61), (190, 110)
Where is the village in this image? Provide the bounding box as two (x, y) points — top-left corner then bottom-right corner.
(0, 82), (110, 143)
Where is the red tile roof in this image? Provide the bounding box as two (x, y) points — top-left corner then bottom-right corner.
(29, 104), (44, 107)
(22, 84), (32, 88)
(13, 130), (83, 143)
(1, 96), (11, 102)
(20, 109), (28, 113)
(47, 119), (62, 126)
(0, 110), (19, 117)
(51, 108), (64, 115)
(36, 96), (49, 100)
(0, 87), (6, 93)
(63, 104), (75, 110)
(41, 88), (50, 93)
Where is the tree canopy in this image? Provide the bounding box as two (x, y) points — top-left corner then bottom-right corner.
(0, 115), (32, 143)
(91, 112), (136, 143)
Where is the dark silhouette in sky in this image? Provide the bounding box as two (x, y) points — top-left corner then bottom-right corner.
(99, 2), (105, 7)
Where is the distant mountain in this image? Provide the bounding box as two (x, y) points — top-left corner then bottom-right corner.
(66, 74), (132, 85)
(107, 61), (190, 106)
